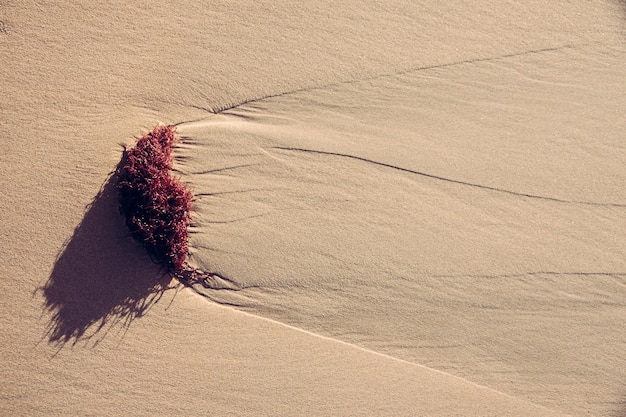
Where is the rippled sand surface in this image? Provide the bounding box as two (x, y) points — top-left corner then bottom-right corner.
(2, 1), (624, 415)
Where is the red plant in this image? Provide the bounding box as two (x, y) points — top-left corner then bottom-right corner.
(118, 125), (193, 272)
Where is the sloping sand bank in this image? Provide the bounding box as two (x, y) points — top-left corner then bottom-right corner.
(181, 45), (626, 413)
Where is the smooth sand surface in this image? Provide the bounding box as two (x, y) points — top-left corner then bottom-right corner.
(1, 1), (624, 416)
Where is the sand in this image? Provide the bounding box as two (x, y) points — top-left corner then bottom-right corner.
(1, 1), (624, 416)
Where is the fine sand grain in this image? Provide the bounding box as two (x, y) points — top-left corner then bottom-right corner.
(1, 1), (625, 416)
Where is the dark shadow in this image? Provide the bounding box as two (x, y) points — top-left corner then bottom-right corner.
(39, 157), (177, 349)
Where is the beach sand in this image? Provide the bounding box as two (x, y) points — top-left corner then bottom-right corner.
(1, 1), (624, 416)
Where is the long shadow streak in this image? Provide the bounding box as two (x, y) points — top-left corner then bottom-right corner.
(39, 158), (176, 349)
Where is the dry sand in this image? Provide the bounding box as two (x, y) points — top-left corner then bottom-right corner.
(1, 1), (624, 416)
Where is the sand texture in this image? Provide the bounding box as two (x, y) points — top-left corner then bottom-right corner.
(1, 1), (625, 416)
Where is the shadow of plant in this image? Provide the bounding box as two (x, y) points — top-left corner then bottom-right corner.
(40, 159), (176, 348)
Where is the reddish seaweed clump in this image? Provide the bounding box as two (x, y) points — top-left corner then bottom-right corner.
(118, 125), (193, 272)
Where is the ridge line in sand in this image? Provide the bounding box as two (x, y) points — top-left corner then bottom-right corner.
(433, 271), (626, 279)
(184, 43), (581, 116)
(185, 288), (571, 416)
(272, 146), (626, 208)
